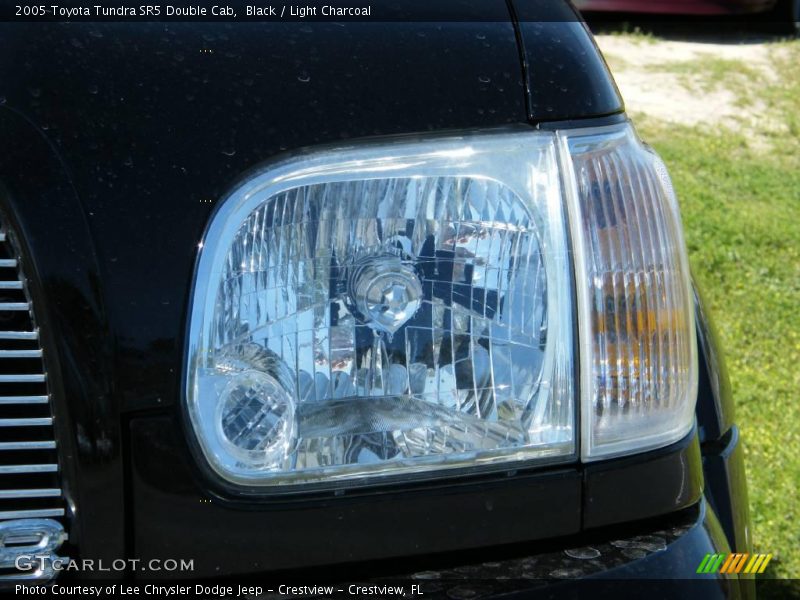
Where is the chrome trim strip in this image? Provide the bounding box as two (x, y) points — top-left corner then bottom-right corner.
(0, 350), (42, 358)
(0, 489), (61, 499)
(0, 374), (46, 383)
(0, 418), (53, 427)
(0, 303), (30, 311)
(0, 508), (65, 520)
(0, 331), (38, 340)
(0, 465), (58, 474)
(0, 441), (56, 450)
(0, 396), (48, 404)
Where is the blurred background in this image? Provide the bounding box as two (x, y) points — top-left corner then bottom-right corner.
(576, 1), (799, 585)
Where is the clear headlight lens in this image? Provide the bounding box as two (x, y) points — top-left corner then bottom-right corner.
(186, 122), (697, 488)
(187, 132), (575, 487)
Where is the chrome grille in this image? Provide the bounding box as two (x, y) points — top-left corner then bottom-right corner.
(0, 229), (64, 523)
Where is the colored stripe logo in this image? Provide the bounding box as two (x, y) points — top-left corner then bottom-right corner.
(697, 553), (772, 574)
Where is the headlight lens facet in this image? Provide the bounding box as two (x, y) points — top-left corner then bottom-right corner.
(186, 122), (697, 489)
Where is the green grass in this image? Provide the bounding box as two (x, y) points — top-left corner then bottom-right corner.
(632, 39), (800, 579)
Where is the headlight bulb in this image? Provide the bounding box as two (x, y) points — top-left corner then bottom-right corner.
(348, 254), (423, 335)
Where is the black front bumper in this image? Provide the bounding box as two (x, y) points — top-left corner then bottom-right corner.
(106, 423), (754, 600)
(173, 497), (750, 600)
(382, 499), (749, 600)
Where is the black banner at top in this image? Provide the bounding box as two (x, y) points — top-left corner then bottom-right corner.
(0, 0), (583, 22)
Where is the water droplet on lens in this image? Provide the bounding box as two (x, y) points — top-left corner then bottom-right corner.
(28, 88), (41, 98)
(0, 96), (6, 105)
(478, 76), (491, 84)
(88, 84), (99, 95)
(476, 33), (486, 40)
(297, 71), (310, 83)
(221, 147), (236, 157)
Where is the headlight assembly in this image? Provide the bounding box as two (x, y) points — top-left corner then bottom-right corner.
(185, 122), (696, 489)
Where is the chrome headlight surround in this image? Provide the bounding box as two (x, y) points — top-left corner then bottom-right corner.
(185, 128), (576, 489)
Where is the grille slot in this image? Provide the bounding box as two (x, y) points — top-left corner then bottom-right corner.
(0, 226), (65, 526)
